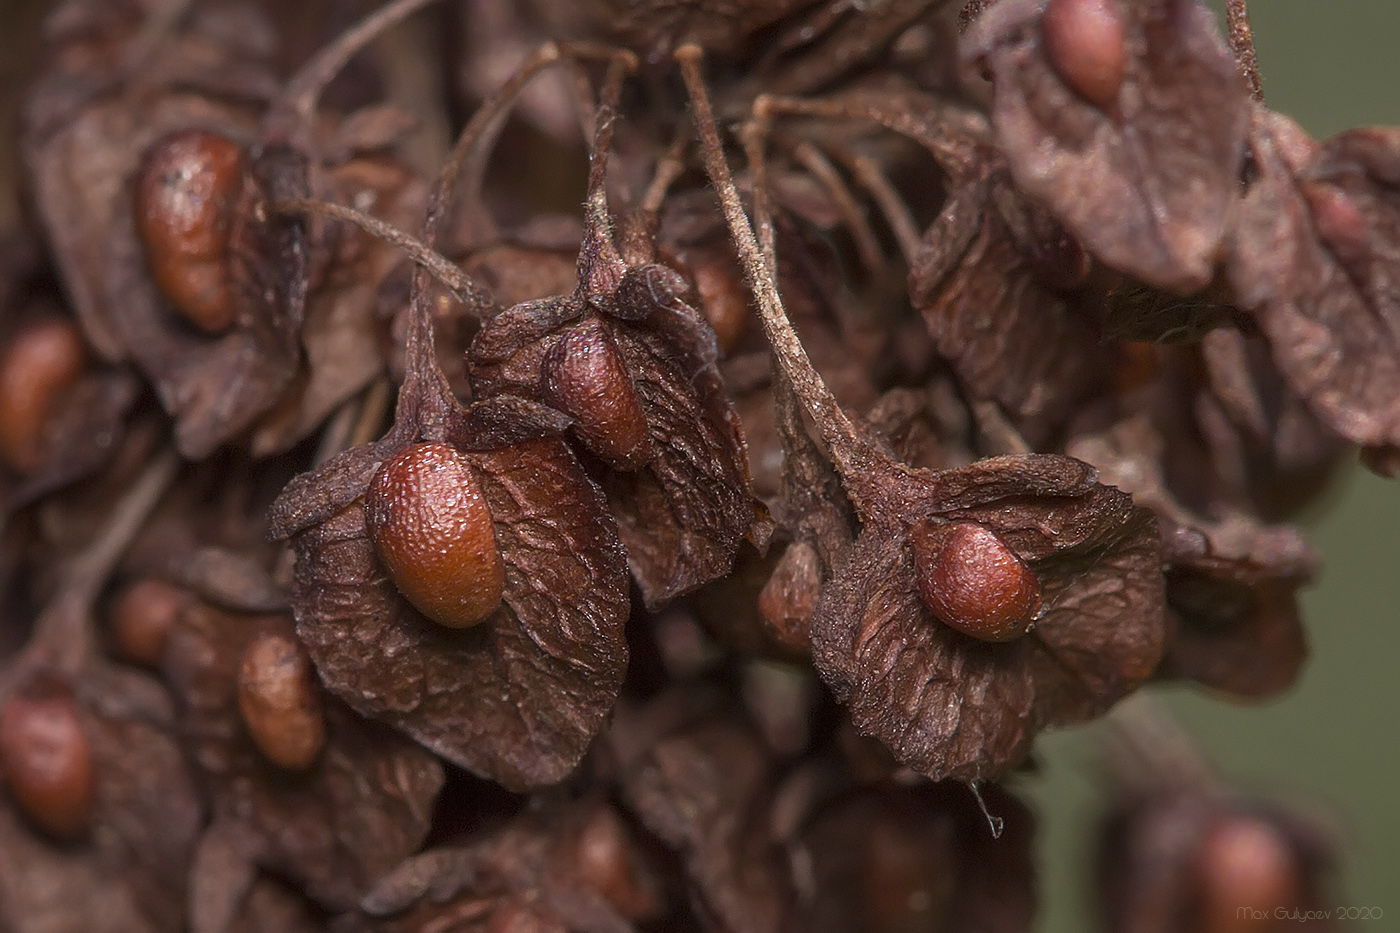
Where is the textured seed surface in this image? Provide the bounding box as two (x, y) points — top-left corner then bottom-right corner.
(365, 441), (506, 627)
(543, 319), (653, 469)
(910, 520), (1041, 642)
(237, 630), (326, 770)
(1043, 0), (1128, 107)
(135, 129), (247, 333)
(0, 691), (94, 838)
(0, 317), (88, 473)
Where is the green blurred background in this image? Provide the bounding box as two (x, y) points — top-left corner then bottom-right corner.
(1027, 4), (1400, 929)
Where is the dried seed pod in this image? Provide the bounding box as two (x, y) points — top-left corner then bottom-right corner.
(108, 578), (191, 667)
(134, 129), (248, 334)
(757, 540), (823, 652)
(1195, 815), (1301, 933)
(1042, 0), (1128, 107)
(0, 688), (94, 838)
(236, 630), (326, 770)
(0, 317), (88, 473)
(365, 441), (506, 628)
(541, 318), (653, 469)
(909, 519), (1041, 642)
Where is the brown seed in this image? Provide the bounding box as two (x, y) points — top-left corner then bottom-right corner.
(1043, 0), (1128, 108)
(1195, 815), (1301, 933)
(574, 806), (659, 920)
(542, 318), (653, 469)
(0, 317), (88, 473)
(757, 540), (822, 652)
(910, 520), (1041, 642)
(365, 442), (506, 628)
(237, 630), (326, 770)
(688, 252), (749, 354)
(134, 129), (247, 334)
(109, 578), (190, 668)
(0, 688), (94, 838)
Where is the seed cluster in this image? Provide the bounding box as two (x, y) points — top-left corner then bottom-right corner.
(0, 0), (1381, 929)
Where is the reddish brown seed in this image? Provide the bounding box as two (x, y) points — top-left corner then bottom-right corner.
(0, 688), (94, 838)
(237, 630), (326, 770)
(0, 317), (88, 473)
(135, 129), (247, 334)
(689, 253), (750, 354)
(1195, 815), (1301, 933)
(542, 318), (653, 470)
(910, 520), (1041, 643)
(757, 540), (822, 652)
(109, 578), (191, 668)
(574, 806), (660, 920)
(365, 442), (506, 628)
(1043, 0), (1128, 108)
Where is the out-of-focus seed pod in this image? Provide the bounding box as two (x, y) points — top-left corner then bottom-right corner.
(910, 519), (1041, 642)
(542, 318), (653, 470)
(365, 442), (506, 628)
(573, 806), (661, 920)
(237, 630), (326, 771)
(0, 317), (88, 473)
(134, 129), (248, 334)
(109, 578), (191, 668)
(688, 252), (749, 354)
(1043, 0), (1128, 108)
(1196, 815), (1302, 933)
(0, 688), (95, 838)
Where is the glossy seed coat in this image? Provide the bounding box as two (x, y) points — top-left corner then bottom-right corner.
(237, 630), (326, 770)
(365, 442), (506, 628)
(910, 520), (1041, 642)
(135, 129), (247, 334)
(1043, 0), (1128, 108)
(0, 690), (94, 838)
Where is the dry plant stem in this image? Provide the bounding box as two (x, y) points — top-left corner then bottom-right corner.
(1103, 693), (1216, 792)
(267, 198), (490, 309)
(849, 153), (922, 264)
(639, 125), (693, 215)
(577, 50), (641, 290)
(2, 449), (179, 692)
(755, 93), (984, 184)
(677, 45), (901, 513)
(277, 0), (447, 126)
(1225, 0), (1265, 102)
(789, 139), (886, 275)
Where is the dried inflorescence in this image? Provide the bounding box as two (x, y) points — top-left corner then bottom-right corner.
(0, 0), (1391, 929)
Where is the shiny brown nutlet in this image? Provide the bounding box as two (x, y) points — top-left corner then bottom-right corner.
(542, 319), (653, 469)
(135, 129), (247, 333)
(109, 578), (190, 668)
(0, 317), (88, 473)
(365, 442), (506, 628)
(689, 254), (749, 354)
(1043, 0), (1128, 108)
(1195, 815), (1302, 933)
(910, 520), (1041, 642)
(237, 630), (326, 770)
(0, 689), (95, 838)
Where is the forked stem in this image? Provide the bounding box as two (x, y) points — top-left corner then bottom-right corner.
(676, 45), (899, 513)
(269, 198), (490, 309)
